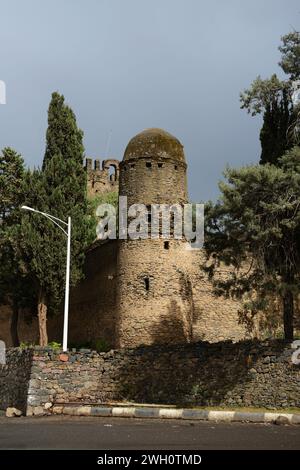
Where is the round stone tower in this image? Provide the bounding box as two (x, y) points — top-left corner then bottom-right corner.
(120, 127), (188, 206)
(116, 128), (193, 348)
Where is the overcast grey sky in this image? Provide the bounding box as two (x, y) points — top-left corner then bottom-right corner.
(0, 0), (299, 201)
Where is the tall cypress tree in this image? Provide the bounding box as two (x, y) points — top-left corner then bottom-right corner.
(43, 92), (84, 168)
(20, 92), (94, 346)
(259, 90), (291, 165)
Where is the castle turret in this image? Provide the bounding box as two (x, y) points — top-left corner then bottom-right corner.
(116, 128), (193, 348)
(120, 128), (188, 206)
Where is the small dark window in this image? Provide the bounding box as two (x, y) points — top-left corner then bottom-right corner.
(130, 163), (135, 168)
(170, 213), (175, 227)
(158, 163), (163, 168)
(144, 277), (150, 291)
(164, 241), (170, 250)
(146, 162), (152, 168)
(174, 165), (178, 170)
(146, 206), (151, 224)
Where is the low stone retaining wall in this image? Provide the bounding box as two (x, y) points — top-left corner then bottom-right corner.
(0, 348), (33, 413)
(0, 340), (299, 416)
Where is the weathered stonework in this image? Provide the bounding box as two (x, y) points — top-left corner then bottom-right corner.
(0, 348), (33, 413)
(0, 128), (299, 348)
(0, 341), (299, 415)
(86, 157), (119, 198)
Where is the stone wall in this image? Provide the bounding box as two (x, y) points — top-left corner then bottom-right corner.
(1, 340), (298, 415)
(0, 348), (33, 413)
(1, 240), (300, 349)
(49, 238), (119, 348)
(86, 158), (119, 198)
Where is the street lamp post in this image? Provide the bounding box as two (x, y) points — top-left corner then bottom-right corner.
(21, 206), (71, 352)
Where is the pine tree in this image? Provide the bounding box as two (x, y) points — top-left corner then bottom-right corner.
(204, 147), (300, 340)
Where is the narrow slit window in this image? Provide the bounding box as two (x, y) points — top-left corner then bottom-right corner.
(174, 165), (178, 170)
(158, 163), (163, 168)
(146, 162), (152, 168)
(164, 241), (170, 250)
(146, 205), (151, 224)
(144, 277), (150, 291)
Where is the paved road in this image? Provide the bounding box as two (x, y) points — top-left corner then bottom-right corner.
(0, 416), (299, 450)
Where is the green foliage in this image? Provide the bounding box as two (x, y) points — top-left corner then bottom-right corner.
(279, 145), (300, 172)
(92, 338), (110, 353)
(68, 338), (111, 352)
(88, 191), (118, 239)
(204, 146), (300, 340)
(279, 31), (300, 80)
(0, 147), (24, 221)
(0, 148), (35, 346)
(88, 191), (118, 210)
(19, 92), (94, 318)
(43, 92), (84, 168)
(48, 341), (61, 350)
(240, 31), (300, 165)
(20, 341), (35, 349)
(259, 87), (291, 165)
(240, 74), (290, 116)
(240, 75), (293, 165)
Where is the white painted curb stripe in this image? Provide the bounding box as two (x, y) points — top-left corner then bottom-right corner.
(208, 411), (235, 422)
(112, 407), (136, 417)
(159, 408), (183, 419)
(50, 405), (300, 424)
(264, 413), (292, 423)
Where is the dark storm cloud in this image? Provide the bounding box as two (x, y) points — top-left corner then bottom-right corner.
(0, 0), (299, 200)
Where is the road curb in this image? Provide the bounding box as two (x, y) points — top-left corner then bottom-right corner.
(51, 405), (300, 425)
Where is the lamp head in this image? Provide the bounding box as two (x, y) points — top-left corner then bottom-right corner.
(21, 205), (35, 212)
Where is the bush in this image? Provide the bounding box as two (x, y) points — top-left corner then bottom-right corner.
(93, 338), (110, 353)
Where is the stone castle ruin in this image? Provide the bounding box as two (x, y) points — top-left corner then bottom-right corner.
(64, 128), (288, 348)
(85, 157), (119, 198)
(0, 128), (298, 348)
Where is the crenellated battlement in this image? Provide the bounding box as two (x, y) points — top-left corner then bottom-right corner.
(85, 158), (120, 197)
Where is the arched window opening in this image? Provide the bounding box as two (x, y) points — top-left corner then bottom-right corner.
(109, 165), (116, 181)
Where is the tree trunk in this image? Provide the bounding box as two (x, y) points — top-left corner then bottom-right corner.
(38, 289), (48, 347)
(10, 301), (20, 347)
(283, 290), (294, 341)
